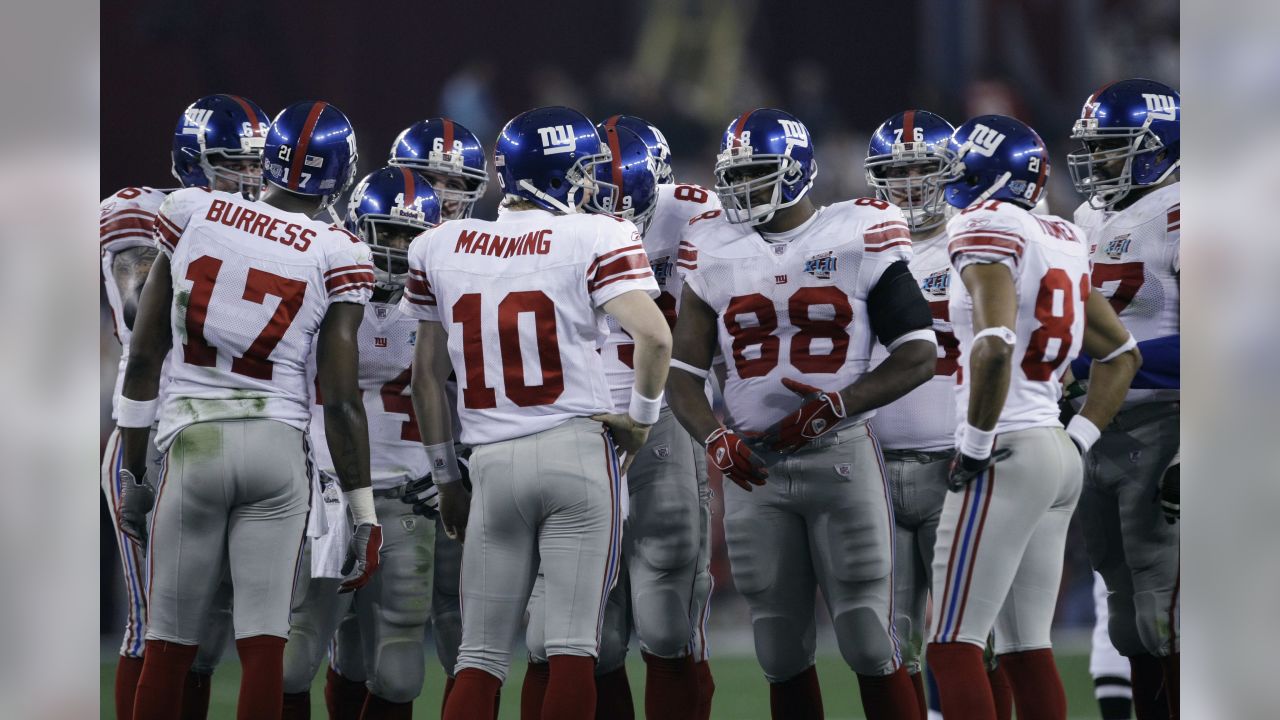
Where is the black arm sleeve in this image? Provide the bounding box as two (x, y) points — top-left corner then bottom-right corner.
(867, 260), (933, 347)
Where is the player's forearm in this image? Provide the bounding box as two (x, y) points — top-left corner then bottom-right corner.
(838, 339), (935, 416)
(965, 339), (1014, 430)
(411, 375), (455, 447)
(1079, 348), (1142, 430)
(629, 328), (672, 401)
(324, 401), (372, 492)
(667, 369), (721, 443)
(120, 426), (151, 479)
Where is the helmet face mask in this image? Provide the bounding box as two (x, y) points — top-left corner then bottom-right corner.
(172, 94), (270, 200)
(1067, 78), (1181, 210)
(361, 220), (422, 289)
(390, 119), (490, 219)
(867, 157), (952, 232)
(345, 166), (441, 291)
(202, 151), (265, 201)
(713, 109), (817, 226)
(1067, 124), (1169, 210)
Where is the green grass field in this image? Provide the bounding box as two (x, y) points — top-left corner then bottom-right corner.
(102, 651), (1100, 719)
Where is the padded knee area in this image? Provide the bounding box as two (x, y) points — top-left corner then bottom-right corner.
(632, 588), (693, 658)
(832, 606), (896, 676)
(368, 640), (426, 704)
(724, 520), (776, 596)
(633, 497), (699, 571)
(1133, 589), (1176, 657)
(753, 616), (816, 683)
(282, 631), (325, 694)
(823, 515), (891, 583)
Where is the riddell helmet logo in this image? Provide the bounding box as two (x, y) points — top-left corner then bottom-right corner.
(537, 125), (577, 155)
(966, 124), (1006, 158)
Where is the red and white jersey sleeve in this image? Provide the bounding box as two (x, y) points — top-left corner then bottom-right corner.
(868, 225), (961, 451)
(101, 186), (168, 416)
(399, 207), (657, 446)
(154, 188), (374, 451)
(948, 201), (1092, 435)
(308, 303), (432, 490)
(1074, 182), (1180, 406)
(600, 183), (720, 410)
(680, 199), (913, 435)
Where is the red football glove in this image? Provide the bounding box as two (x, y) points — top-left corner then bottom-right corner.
(705, 427), (769, 491)
(765, 377), (847, 453)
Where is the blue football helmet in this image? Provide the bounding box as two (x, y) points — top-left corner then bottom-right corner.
(601, 114), (673, 184)
(263, 101), (359, 219)
(866, 110), (956, 232)
(494, 106), (608, 214)
(345, 166), (441, 291)
(713, 109), (818, 225)
(942, 115), (1049, 210)
(389, 118), (489, 219)
(1068, 78), (1180, 209)
(171, 94), (271, 200)
(587, 124), (659, 233)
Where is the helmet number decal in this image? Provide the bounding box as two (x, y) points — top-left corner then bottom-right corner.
(432, 137), (465, 154)
(1142, 94), (1177, 121)
(892, 127), (926, 144)
(1027, 155), (1041, 173)
(536, 124), (577, 156)
(966, 124), (1006, 158)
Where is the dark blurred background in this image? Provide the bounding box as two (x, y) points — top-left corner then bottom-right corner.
(101, 0), (1178, 664)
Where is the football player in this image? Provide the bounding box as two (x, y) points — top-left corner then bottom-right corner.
(100, 93), (268, 720)
(1067, 78), (1181, 719)
(118, 100), (381, 718)
(281, 166), (444, 719)
(401, 105), (673, 720)
(523, 121), (720, 720)
(926, 114), (1140, 720)
(668, 108), (937, 719)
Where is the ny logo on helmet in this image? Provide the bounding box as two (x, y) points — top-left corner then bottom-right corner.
(778, 119), (809, 155)
(1142, 94), (1177, 122)
(537, 125), (577, 156)
(966, 124), (1006, 158)
(182, 108), (213, 137)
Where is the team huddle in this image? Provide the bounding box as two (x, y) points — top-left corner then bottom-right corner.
(101, 77), (1180, 720)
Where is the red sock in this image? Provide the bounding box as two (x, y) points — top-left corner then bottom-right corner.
(1130, 653), (1167, 720)
(441, 675), (456, 717)
(443, 668), (502, 720)
(133, 640), (199, 720)
(987, 662), (1014, 720)
(927, 642), (996, 718)
(236, 635), (286, 720)
(114, 655), (145, 720)
(360, 692), (413, 720)
(909, 671), (927, 719)
(1161, 653), (1179, 719)
(694, 661), (715, 720)
(282, 691), (311, 719)
(521, 662), (550, 720)
(325, 667), (369, 720)
(543, 655), (597, 720)
(642, 651), (698, 719)
(999, 649), (1066, 720)
(594, 666), (635, 720)
(857, 666), (921, 720)
(768, 665), (823, 720)
(493, 688), (502, 720)
(182, 670), (214, 719)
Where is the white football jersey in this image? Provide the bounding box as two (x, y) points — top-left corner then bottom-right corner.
(1074, 182), (1180, 406)
(868, 224), (960, 451)
(601, 183), (721, 411)
(153, 187), (374, 451)
(399, 207), (658, 446)
(948, 200), (1091, 435)
(681, 199), (915, 435)
(308, 302), (430, 491)
(101, 186), (169, 417)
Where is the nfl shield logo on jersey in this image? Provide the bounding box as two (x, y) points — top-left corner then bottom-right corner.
(804, 251), (837, 279)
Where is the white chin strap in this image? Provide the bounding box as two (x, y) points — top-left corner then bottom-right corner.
(518, 179), (579, 214)
(973, 171), (1012, 205)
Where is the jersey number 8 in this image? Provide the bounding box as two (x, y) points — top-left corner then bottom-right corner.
(723, 287), (852, 378)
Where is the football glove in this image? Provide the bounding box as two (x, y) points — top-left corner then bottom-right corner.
(339, 523), (383, 593)
(118, 468), (156, 547)
(947, 448), (1013, 492)
(706, 427), (768, 491)
(1159, 455), (1179, 524)
(764, 378), (846, 453)
(401, 458), (471, 518)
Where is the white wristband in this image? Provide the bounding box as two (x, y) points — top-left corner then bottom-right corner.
(628, 389), (663, 426)
(960, 423), (997, 460)
(973, 326), (1017, 345)
(424, 441), (461, 485)
(116, 396), (158, 429)
(344, 486), (377, 525)
(1065, 415), (1101, 454)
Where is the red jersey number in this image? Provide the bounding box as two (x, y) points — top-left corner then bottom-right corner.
(928, 300), (960, 376)
(452, 290), (566, 409)
(1021, 268), (1088, 381)
(1090, 261), (1144, 315)
(722, 288), (852, 377)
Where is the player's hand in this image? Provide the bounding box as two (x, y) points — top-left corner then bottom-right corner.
(592, 413), (652, 476)
(1159, 454), (1179, 524)
(438, 480), (471, 544)
(400, 458), (470, 518)
(117, 468), (156, 547)
(947, 448), (1013, 492)
(339, 523), (383, 593)
(706, 427), (769, 491)
(763, 378), (846, 453)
